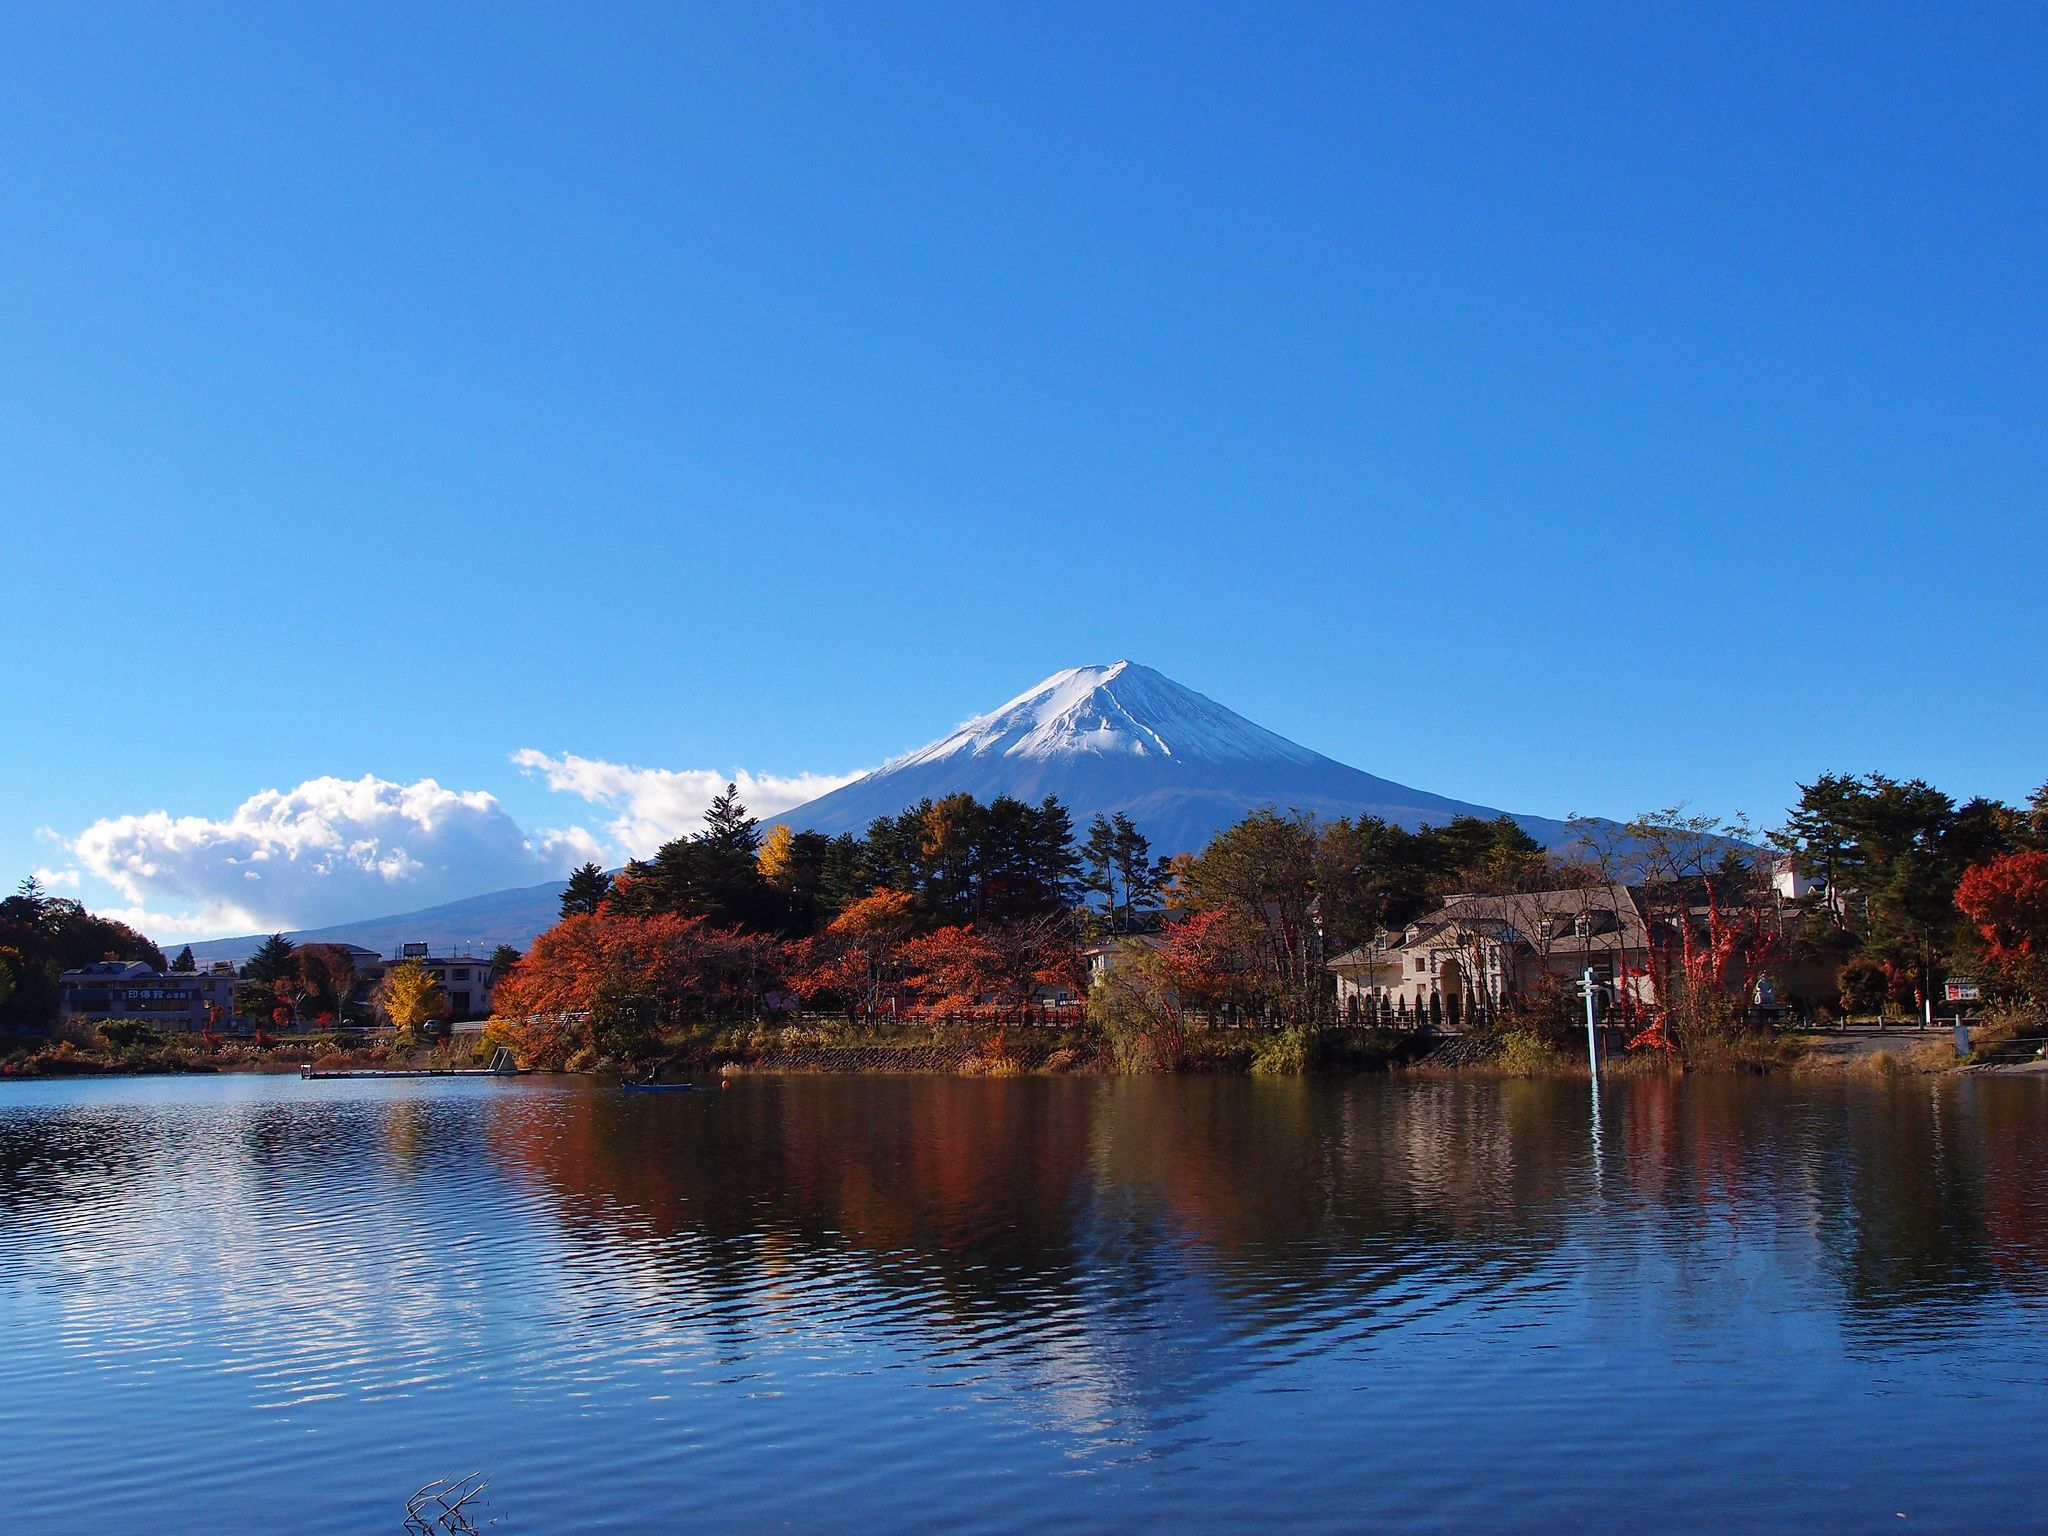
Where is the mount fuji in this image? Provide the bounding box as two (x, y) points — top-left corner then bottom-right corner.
(780, 661), (1576, 854)
(180, 662), (1578, 964)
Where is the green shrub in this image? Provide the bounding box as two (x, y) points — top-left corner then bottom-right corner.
(1249, 1028), (1310, 1076)
(1088, 959), (1187, 1073)
(1496, 1030), (1562, 1077)
(97, 1019), (163, 1050)
(1838, 958), (1888, 1015)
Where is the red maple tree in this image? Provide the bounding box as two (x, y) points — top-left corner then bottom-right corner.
(1956, 851), (2048, 994)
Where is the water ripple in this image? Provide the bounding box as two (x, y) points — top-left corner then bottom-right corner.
(0, 1073), (2044, 1533)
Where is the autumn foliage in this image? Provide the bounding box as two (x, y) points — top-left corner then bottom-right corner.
(781, 891), (1077, 1018)
(494, 909), (779, 1025)
(374, 957), (446, 1044)
(784, 890), (918, 1017)
(1956, 851), (2048, 995)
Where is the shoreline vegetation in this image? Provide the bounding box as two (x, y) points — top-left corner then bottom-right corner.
(8, 770), (2048, 1085)
(6, 1008), (2042, 1082)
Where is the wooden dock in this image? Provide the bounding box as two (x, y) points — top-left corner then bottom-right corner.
(300, 1048), (522, 1080)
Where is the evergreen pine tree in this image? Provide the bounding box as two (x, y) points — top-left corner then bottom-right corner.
(701, 783), (762, 856)
(169, 945), (197, 973)
(1081, 815), (1120, 928)
(243, 933), (297, 984)
(1031, 796), (1081, 909)
(560, 862), (614, 919)
(1108, 814), (1163, 930)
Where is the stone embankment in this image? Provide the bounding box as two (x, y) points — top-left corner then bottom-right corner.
(718, 1033), (1092, 1075)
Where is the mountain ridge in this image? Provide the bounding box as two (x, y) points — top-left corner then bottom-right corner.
(180, 876), (571, 969)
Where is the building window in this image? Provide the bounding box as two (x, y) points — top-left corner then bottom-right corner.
(453, 968), (469, 981)
(1415, 958), (1426, 973)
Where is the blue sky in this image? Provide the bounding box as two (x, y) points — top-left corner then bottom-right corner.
(4, 3), (2043, 940)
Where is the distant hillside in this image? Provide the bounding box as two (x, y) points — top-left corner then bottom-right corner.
(182, 876), (571, 968)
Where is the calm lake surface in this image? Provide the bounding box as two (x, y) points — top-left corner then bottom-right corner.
(2, 1072), (2044, 1534)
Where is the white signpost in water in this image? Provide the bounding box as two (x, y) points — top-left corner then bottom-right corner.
(1581, 967), (1606, 1185)
(1581, 966), (1602, 1078)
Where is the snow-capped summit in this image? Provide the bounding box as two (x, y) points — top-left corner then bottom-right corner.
(891, 661), (1323, 768)
(783, 662), (1574, 855)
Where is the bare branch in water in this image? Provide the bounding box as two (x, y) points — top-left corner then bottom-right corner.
(403, 1473), (491, 1534)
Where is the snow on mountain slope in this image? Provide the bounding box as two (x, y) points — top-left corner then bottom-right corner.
(892, 662), (1324, 768)
(782, 661), (1579, 854)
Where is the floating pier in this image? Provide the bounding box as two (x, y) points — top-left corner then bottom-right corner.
(300, 1048), (522, 1080)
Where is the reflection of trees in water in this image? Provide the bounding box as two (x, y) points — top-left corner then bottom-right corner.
(490, 1073), (1618, 1406)
(0, 1103), (163, 1219)
(492, 1076), (2048, 1362)
(7, 1071), (2035, 1402)
(491, 1078), (1103, 1320)
(1579, 1076), (2048, 1342)
(1827, 1080), (2048, 1326)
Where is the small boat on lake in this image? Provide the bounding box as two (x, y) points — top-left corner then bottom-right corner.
(620, 1081), (708, 1094)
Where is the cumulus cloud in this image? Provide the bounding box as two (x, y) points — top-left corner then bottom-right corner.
(68, 775), (605, 938)
(513, 749), (863, 859)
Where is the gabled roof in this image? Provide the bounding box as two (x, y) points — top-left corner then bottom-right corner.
(59, 960), (157, 980)
(1327, 884), (1653, 971)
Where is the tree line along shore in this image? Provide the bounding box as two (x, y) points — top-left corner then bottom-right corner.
(6, 771), (2047, 1081)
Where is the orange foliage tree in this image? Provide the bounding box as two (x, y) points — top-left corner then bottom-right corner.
(901, 925), (1003, 1015)
(494, 908), (780, 1062)
(785, 889), (918, 1019)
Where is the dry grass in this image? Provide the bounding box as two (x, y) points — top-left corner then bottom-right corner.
(1908, 1037), (1960, 1071)
(1842, 1038), (1958, 1076)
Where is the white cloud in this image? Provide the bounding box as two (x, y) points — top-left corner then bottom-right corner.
(32, 866), (81, 890)
(513, 749), (863, 859)
(68, 774), (605, 939)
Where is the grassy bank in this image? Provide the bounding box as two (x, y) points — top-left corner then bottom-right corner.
(0, 1023), (503, 1080)
(11, 1016), (2012, 1082)
(588, 1020), (1451, 1078)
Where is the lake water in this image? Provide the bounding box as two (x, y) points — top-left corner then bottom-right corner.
(1, 1071), (2044, 1534)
